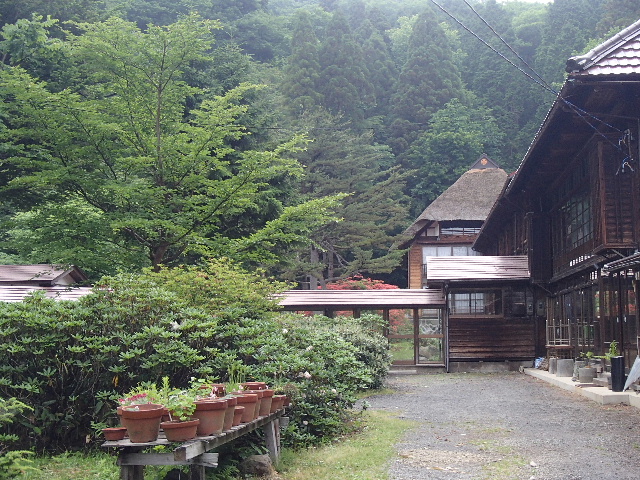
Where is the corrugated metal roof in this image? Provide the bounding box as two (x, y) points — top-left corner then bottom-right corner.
(0, 264), (88, 285)
(0, 286), (94, 302)
(278, 289), (446, 310)
(424, 256), (530, 283)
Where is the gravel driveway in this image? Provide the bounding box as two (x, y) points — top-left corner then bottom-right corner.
(366, 372), (640, 480)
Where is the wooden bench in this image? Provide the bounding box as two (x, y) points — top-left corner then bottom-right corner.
(102, 409), (288, 480)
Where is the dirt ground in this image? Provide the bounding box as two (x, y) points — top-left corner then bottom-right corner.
(366, 372), (640, 480)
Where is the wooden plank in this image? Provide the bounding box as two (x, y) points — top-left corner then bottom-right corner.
(118, 453), (218, 467)
(173, 410), (285, 462)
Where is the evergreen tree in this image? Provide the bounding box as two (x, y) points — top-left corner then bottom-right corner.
(286, 108), (410, 287)
(405, 98), (504, 215)
(281, 10), (323, 114)
(389, 7), (465, 157)
(356, 18), (397, 120)
(317, 10), (374, 124)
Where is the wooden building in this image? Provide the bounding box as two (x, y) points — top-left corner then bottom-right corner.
(403, 155), (508, 289)
(0, 264), (92, 302)
(473, 19), (640, 367)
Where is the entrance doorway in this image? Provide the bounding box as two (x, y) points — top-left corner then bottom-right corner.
(388, 308), (446, 366)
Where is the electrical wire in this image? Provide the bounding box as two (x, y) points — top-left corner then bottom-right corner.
(428, 0), (627, 154)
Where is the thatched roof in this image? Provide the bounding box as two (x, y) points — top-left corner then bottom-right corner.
(405, 166), (508, 238)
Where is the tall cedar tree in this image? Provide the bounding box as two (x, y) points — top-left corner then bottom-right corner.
(457, 0), (538, 168)
(317, 11), (374, 124)
(389, 7), (465, 157)
(281, 10), (323, 114)
(290, 108), (410, 288)
(356, 18), (398, 121)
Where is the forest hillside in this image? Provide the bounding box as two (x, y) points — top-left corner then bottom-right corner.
(0, 0), (638, 286)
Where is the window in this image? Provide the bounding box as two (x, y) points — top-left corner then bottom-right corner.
(449, 290), (502, 316)
(423, 245), (477, 261)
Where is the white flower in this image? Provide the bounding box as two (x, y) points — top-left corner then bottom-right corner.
(302, 421), (308, 426)
(303, 371), (312, 379)
(171, 321), (180, 330)
(306, 345), (313, 351)
(331, 388), (337, 394)
(282, 328), (288, 334)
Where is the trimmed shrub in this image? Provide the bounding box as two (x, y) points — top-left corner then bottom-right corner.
(0, 260), (389, 451)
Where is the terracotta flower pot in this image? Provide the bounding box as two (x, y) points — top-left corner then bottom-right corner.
(120, 404), (164, 443)
(241, 382), (268, 391)
(234, 394), (258, 422)
(161, 419), (200, 442)
(222, 396), (237, 431)
(270, 395), (286, 413)
(232, 406), (244, 426)
(244, 390), (264, 418)
(257, 389), (274, 416)
(192, 399), (228, 436)
(102, 427), (127, 441)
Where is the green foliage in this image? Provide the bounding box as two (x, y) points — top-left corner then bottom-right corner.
(0, 261), (388, 451)
(0, 14), (338, 277)
(0, 397), (35, 479)
(404, 97), (505, 214)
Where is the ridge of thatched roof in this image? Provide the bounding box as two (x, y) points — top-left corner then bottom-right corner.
(405, 167), (508, 238)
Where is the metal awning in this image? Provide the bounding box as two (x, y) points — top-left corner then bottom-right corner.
(424, 256), (530, 285)
(278, 289), (445, 310)
(603, 252), (640, 273)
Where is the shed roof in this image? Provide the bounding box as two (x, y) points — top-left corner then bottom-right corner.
(424, 256), (530, 284)
(278, 289), (446, 310)
(0, 286), (94, 302)
(0, 264), (88, 285)
(404, 163), (508, 238)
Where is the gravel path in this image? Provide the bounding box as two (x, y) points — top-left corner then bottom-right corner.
(366, 372), (640, 480)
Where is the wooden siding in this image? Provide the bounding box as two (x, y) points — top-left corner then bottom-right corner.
(448, 317), (535, 360)
(408, 244), (423, 289)
(529, 213), (552, 282)
(599, 142), (636, 246)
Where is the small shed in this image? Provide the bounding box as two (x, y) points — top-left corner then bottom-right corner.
(0, 264), (92, 302)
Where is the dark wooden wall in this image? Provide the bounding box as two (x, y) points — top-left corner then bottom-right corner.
(448, 317), (536, 361)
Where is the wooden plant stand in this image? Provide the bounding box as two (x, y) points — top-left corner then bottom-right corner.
(102, 409), (288, 480)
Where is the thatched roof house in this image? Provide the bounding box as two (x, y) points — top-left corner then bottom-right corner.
(404, 155), (508, 289)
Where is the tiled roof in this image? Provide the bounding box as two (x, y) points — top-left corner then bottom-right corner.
(567, 18), (640, 75)
(0, 286), (94, 302)
(424, 256), (530, 284)
(278, 289), (446, 310)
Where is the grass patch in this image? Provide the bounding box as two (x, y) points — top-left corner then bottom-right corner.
(277, 410), (411, 480)
(17, 451), (120, 480)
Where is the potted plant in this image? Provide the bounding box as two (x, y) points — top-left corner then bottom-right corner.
(117, 388), (165, 443)
(577, 351), (597, 383)
(160, 386), (200, 442)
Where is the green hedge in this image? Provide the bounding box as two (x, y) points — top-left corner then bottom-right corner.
(0, 261), (390, 451)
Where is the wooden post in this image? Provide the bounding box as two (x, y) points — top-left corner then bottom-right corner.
(190, 464), (206, 480)
(263, 419), (281, 463)
(119, 464), (144, 480)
